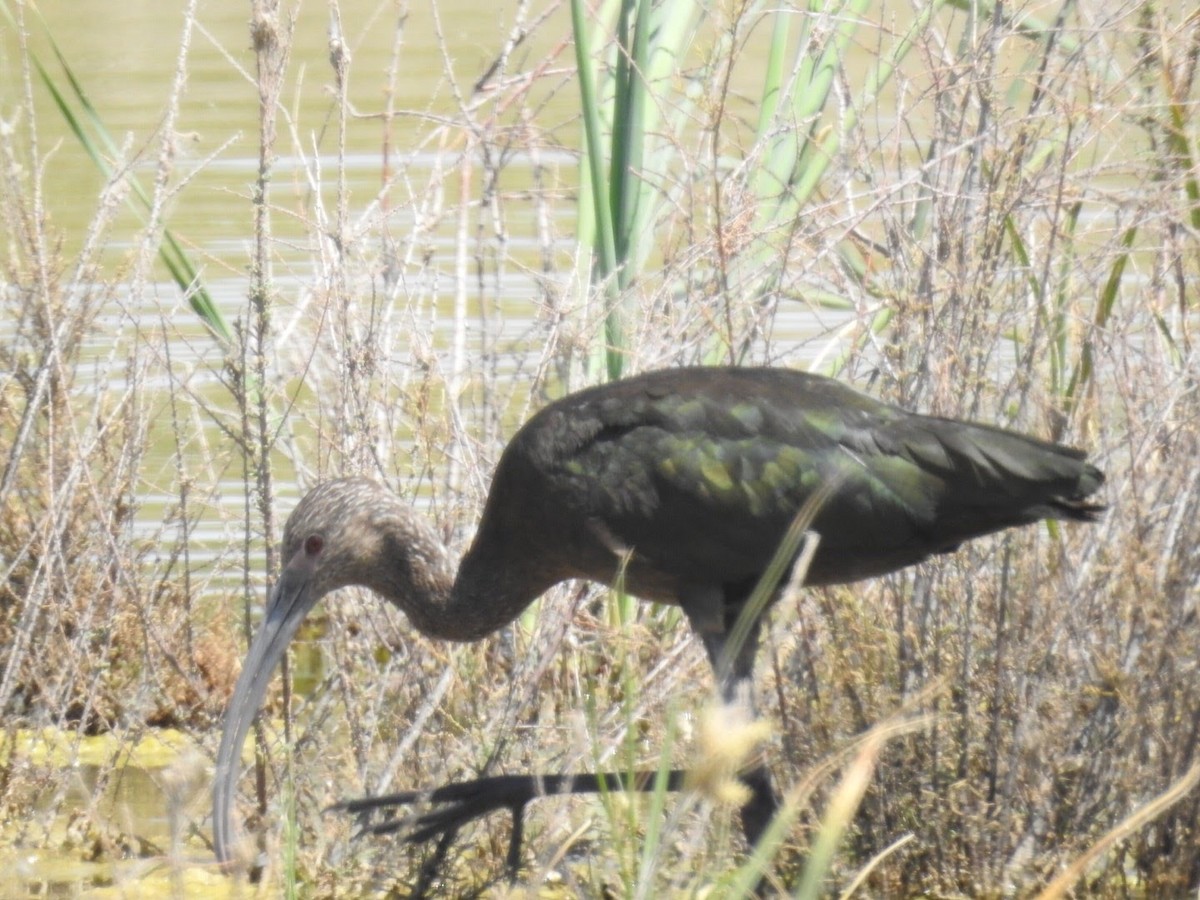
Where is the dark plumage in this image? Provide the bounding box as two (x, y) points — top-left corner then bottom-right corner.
(212, 366), (1104, 876)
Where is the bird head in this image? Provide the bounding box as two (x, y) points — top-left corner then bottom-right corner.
(211, 477), (397, 867)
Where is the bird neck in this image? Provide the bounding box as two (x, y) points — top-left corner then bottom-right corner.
(446, 542), (543, 641)
(370, 509), (544, 643)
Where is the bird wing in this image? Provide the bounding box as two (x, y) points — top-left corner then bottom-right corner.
(522, 368), (950, 588)
(510, 367), (1098, 592)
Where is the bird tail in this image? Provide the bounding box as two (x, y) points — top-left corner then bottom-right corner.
(1050, 460), (1106, 521)
(902, 416), (1106, 538)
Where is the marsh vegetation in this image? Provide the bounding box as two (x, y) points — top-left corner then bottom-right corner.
(1, 0), (1198, 896)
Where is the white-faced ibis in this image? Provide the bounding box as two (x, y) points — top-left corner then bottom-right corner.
(212, 366), (1104, 877)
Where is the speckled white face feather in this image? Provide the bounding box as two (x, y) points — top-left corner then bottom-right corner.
(278, 478), (453, 623)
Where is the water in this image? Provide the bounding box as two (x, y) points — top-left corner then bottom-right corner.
(1, 729), (210, 898)
(3, 0), (854, 571)
(0, 3), (864, 894)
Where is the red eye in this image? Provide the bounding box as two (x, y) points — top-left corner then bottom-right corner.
(304, 534), (325, 556)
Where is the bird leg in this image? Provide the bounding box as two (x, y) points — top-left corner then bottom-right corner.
(331, 770), (689, 880)
(684, 594), (781, 848)
(331, 595), (777, 883)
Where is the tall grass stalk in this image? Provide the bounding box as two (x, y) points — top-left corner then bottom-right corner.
(232, 0), (294, 871)
(572, 0), (702, 379)
(572, 0), (623, 379)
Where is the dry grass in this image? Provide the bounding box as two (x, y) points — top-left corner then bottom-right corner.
(1, 0), (1199, 896)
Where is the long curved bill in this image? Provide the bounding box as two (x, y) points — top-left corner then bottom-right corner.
(213, 549), (320, 865)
